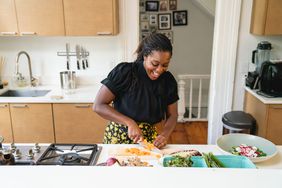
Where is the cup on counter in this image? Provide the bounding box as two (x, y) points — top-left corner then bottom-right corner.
(60, 71), (76, 95)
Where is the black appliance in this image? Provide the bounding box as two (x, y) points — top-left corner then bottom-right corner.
(257, 61), (282, 97)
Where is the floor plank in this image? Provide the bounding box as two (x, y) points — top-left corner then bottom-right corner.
(169, 122), (208, 144)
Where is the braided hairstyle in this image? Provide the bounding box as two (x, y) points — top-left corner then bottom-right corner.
(135, 33), (173, 62)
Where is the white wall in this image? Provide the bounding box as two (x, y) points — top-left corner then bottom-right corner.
(169, 0), (214, 76)
(233, 0), (282, 110)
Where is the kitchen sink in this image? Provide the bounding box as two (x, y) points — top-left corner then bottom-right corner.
(0, 89), (50, 97)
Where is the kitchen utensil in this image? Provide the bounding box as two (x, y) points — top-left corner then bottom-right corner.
(138, 140), (162, 154)
(216, 133), (277, 163)
(66, 43), (70, 70)
(60, 71), (76, 95)
(75, 45), (81, 70)
(81, 47), (86, 70)
(85, 48), (89, 68)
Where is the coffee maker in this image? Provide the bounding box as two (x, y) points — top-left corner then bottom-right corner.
(246, 41), (272, 89)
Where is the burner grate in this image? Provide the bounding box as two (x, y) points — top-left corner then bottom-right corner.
(36, 144), (99, 166)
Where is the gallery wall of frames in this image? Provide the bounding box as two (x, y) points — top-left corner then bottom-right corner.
(139, 0), (188, 43)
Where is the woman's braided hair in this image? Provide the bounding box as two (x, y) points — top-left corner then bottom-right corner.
(135, 33), (173, 62)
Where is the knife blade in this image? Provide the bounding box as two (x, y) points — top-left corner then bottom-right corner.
(81, 47), (86, 70)
(66, 43), (70, 70)
(84, 47), (89, 68)
(75, 45), (81, 70)
(138, 140), (162, 154)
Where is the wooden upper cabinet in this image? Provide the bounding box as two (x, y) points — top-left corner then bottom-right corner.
(0, 0), (19, 36)
(250, 0), (282, 35)
(63, 0), (119, 36)
(15, 0), (65, 36)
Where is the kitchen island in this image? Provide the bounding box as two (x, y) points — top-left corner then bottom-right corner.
(1, 144), (282, 188)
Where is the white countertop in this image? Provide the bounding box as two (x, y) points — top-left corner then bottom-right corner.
(1, 144), (282, 188)
(245, 87), (282, 104)
(0, 85), (100, 103)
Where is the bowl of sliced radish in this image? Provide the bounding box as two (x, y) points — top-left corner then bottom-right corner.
(216, 133), (278, 163)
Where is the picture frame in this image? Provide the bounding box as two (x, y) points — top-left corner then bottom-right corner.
(158, 31), (173, 44)
(139, 0), (146, 12)
(145, 1), (159, 12)
(158, 13), (171, 30)
(159, 0), (169, 11)
(149, 14), (158, 26)
(173, 10), (188, 26)
(140, 21), (150, 31)
(140, 13), (149, 21)
(169, 0), (177, 10)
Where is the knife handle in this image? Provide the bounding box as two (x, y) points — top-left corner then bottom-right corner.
(77, 60), (80, 70)
(86, 59), (89, 68)
(82, 60), (86, 69)
(67, 61), (70, 70)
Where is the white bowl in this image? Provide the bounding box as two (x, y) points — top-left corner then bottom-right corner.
(216, 133), (277, 163)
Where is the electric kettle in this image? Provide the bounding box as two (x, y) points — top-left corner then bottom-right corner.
(252, 41), (272, 73)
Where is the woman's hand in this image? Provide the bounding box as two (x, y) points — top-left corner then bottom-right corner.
(127, 122), (143, 143)
(153, 135), (167, 149)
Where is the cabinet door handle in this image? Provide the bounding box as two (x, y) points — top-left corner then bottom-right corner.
(271, 106), (282, 109)
(97, 31), (112, 35)
(20, 32), (37, 36)
(0, 104), (8, 108)
(75, 104), (90, 108)
(1, 32), (17, 35)
(11, 104), (28, 108)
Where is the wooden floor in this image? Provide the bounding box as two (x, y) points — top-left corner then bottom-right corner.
(168, 122), (208, 144)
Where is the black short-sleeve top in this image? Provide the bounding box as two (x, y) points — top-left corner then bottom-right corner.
(101, 61), (179, 124)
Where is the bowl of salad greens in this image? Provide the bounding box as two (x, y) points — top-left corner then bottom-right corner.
(216, 133), (277, 163)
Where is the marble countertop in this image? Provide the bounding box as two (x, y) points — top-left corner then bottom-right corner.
(0, 85), (101, 103)
(245, 87), (282, 104)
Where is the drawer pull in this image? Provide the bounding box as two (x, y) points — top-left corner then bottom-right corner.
(97, 31), (112, 35)
(12, 104), (28, 108)
(75, 104), (90, 108)
(1, 31), (17, 35)
(20, 32), (37, 36)
(0, 104), (8, 108)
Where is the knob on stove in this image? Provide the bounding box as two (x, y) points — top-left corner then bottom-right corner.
(13, 149), (22, 160)
(27, 149), (34, 159)
(33, 143), (40, 153)
(10, 143), (16, 152)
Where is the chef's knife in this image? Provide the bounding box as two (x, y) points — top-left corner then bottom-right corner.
(138, 140), (162, 154)
(84, 47), (89, 68)
(66, 43), (70, 70)
(75, 45), (81, 70)
(81, 47), (86, 70)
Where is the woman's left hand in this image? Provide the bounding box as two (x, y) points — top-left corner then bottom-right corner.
(153, 135), (167, 149)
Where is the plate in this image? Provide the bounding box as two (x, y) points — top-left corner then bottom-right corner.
(216, 133), (278, 163)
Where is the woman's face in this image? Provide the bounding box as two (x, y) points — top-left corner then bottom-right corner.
(143, 50), (171, 80)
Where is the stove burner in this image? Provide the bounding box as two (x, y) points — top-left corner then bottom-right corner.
(36, 144), (99, 166)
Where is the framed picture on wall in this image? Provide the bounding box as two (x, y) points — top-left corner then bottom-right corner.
(173, 10), (188, 26)
(169, 0), (177, 10)
(158, 13), (171, 30)
(145, 1), (159, 12)
(159, 0), (169, 11)
(149, 14), (158, 25)
(139, 0), (146, 12)
(140, 13), (149, 21)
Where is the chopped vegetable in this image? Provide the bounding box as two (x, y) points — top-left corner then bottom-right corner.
(106, 157), (120, 166)
(230, 144), (267, 158)
(163, 155), (193, 167)
(203, 152), (225, 168)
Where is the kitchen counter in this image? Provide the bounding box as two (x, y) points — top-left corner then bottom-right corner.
(1, 144), (282, 188)
(0, 85), (100, 103)
(245, 87), (282, 104)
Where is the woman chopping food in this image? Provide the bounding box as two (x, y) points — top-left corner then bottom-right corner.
(93, 33), (179, 149)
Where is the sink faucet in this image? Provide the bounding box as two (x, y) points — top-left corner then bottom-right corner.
(15, 51), (38, 87)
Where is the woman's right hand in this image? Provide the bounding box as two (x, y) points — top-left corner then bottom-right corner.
(127, 121), (143, 143)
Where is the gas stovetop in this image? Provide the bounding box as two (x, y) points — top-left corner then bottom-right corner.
(0, 143), (101, 166)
